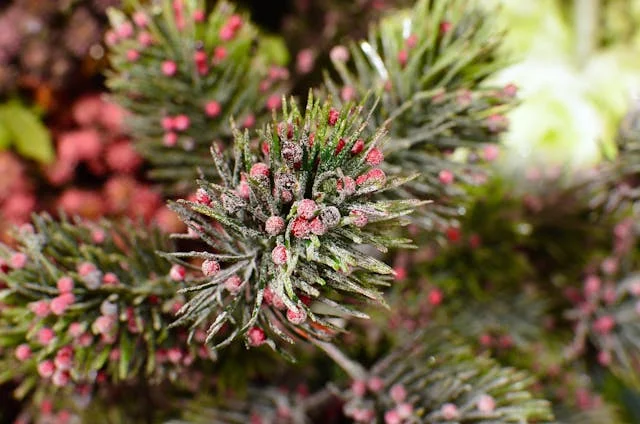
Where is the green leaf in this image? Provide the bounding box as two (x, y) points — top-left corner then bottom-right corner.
(0, 103), (54, 164)
(0, 121), (10, 150)
(257, 35), (290, 67)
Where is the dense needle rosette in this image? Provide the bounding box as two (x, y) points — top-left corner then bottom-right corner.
(168, 94), (421, 352)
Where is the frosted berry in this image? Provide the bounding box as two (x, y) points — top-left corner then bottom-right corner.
(286, 306), (307, 324)
(265, 216), (285, 235)
(328, 109), (340, 126)
(266, 95), (282, 111)
(365, 148), (384, 165)
(57, 276), (74, 293)
(195, 188), (211, 205)
(126, 50), (140, 62)
(162, 60), (177, 76)
(390, 384), (407, 403)
(10, 252), (27, 269)
(37, 328), (56, 345)
(482, 145), (500, 161)
(320, 206), (341, 228)
(351, 379), (367, 397)
(350, 210), (368, 228)
(250, 163), (270, 180)
(350, 138), (365, 155)
(224, 275), (243, 294)
(173, 114), (190, 131)
(593, 315), (615, 334)
(397, 49), (408, 67)
(247, 327), (266, 347)
(297, 199), (318, 219)
(201, 259), (220, 277)
(439, 170), (454, 185)
(37, 360), (55, 378)
(169, 264), (186, 281)
(310, 218), (327, 235)
(205, 101), (221, 117)
(477, 394), (496, 413)
(428, 288), (443, 306)
(30, 300), (50, 317)
(15, 344), (32, 361)
(271, 245), (288, 265)
(441, 403), (459, 420)
(385, 410), (401, 424)
(52, 370), (70, 387)
(329, 45), (349, 62)
(368, 376), (384, 392)
(133, 11), (149, 27)
(291, 217), (311, 239)
(282, 142), (303, 165)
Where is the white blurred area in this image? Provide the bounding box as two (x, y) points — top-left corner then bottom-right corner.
(484, 0), (640, 170)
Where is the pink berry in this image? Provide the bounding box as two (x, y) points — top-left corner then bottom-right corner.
(265, 216), (285, 235)
(126, 50), (140, 62)
(439, 169), (454, 185)
(441, 403), (459, 420)
(406, 33), (418, 48)
(224, 275), (243, 293)
(584, 275), (601, 297)
(195, 188), (211, 205)
(116, 22), (134, 38)
(368, 376), (384, 392)
(37, 327), (55, 345)
(351, 379), (367, 397)
(271, 245), (288, 265)
(69, 323), (84, 338)
(356, 168), (386, 186)
(250, 163), (270, 180)
(30, 300), (50, 317)
(78, 262), (96, 276)
(138, 32), (154, 46)
(92, 229), (106, 244)
(428, 288), (443, 306)
(54, 347), (74, 370)
(242, 114), (256, 128)
(193, 9), (205, 22)
(593, 315), (615, 334)
(52, 370), (70, 387)
(297, 199), (318, 219)
(482, 145), (500, 161)
(50, 295), (73, 316)
(162, 60), (177, 76)
(310, 218), (327, 236)
(163, 132), (178, 147)
(169, 264), (186, 281)
(477, 394), (496, 413)
(161, 117), (175, 130)
(201, 259), (220, 277)
(397, 49), (408, 67)
(213, 46), (227, 61)
(286, 306), (307, 324)
(133, 12), (149, 27)
(328, 109), (339, 126)
(365, 148), (384, 165)
(390, 384), (407, 403)
(102, 272), (120, 285)
(384, 410), (401, 424)
(15, 344), (32, 361)
(228, 15), (243, 31)
(173, 114), (190, 131)
(329, 45), (349, 63)
(37, 360), (55, 378)
(219, 25), (234, 41)
(263, 286), (286, 310)
(291, 217), (311, 239)
(94, 315), (115, 335)
(341, 85), (355, 102)
(598, 350), (611, 366)
(503, 83), (518, 98)
(440, 21), (453, 34)
(350, 210), (368, 228)
(205, 101), (221, 117)
(397, 403), (413, 419)
(266, 95), (282, 111)
(335, 138), (346, 154)
(351, 139), (365, 155)
(247, 327), (266, 347)
(10, 252), (27, 269)
(57, 277), (74, 293)
(237, 181), (251, 199)
(337, 176), (356, 195)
